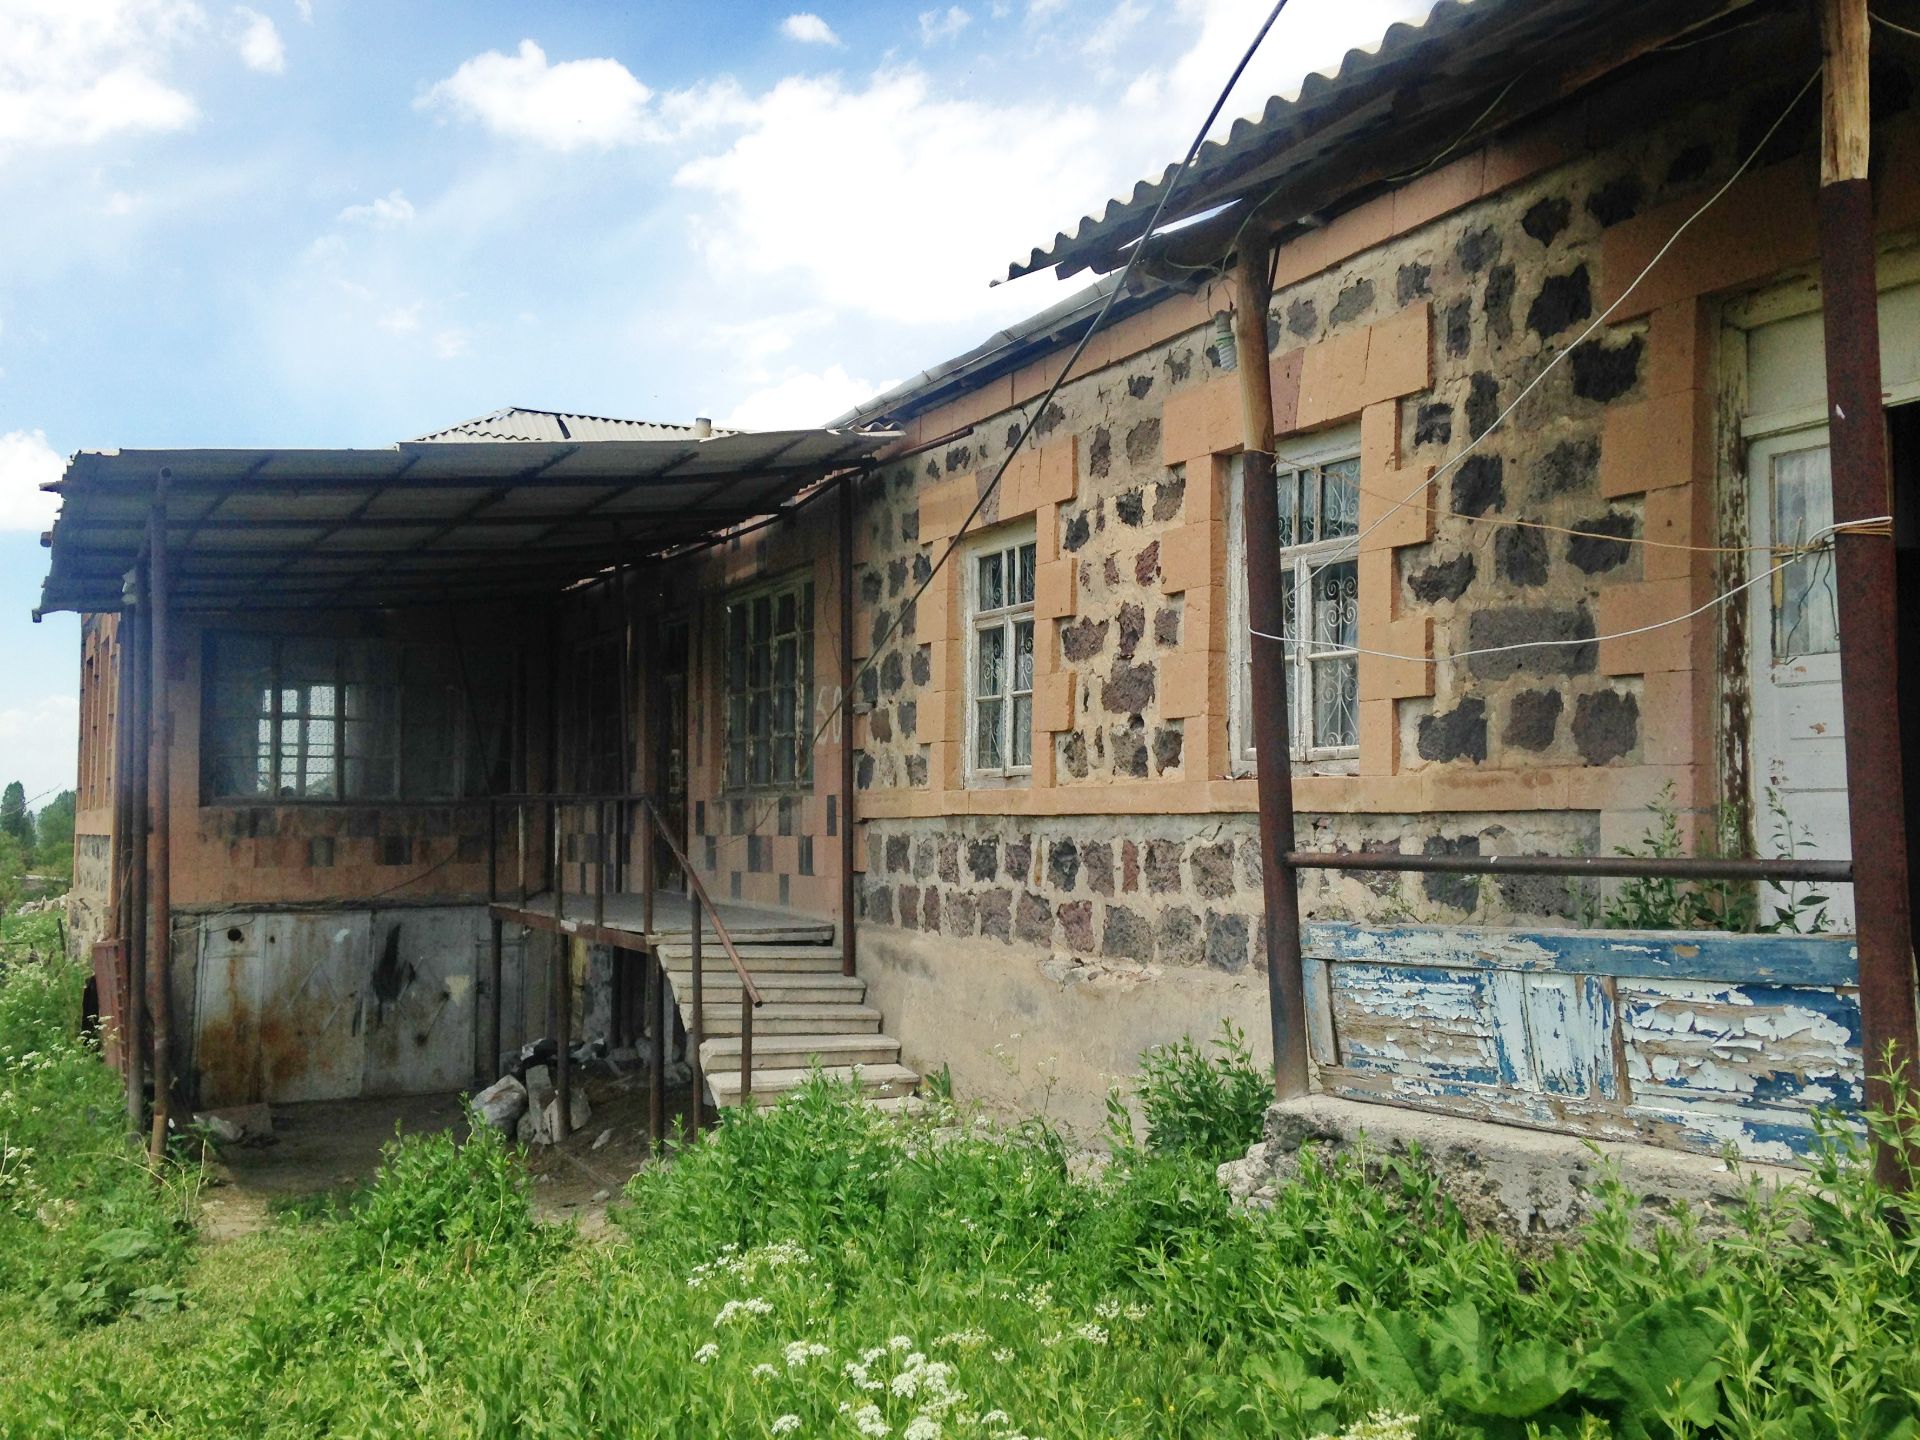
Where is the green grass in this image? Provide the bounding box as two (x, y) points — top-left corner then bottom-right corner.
(2, 925), (1918, 1439)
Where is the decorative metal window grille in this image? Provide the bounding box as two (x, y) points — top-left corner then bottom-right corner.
(969, 535), (1037, 778)
(724, 578), (814, 791)
(203, 634), (502, 802)
(1231, 443), (1362, 766)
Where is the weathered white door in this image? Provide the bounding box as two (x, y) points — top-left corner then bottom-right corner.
(1739, 276), (1920, 928)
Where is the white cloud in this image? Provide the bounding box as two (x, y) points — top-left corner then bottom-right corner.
(676, 68), (1098, 325)
(337, 188), (415, 228)
(417, 39), (655, 151)
(0, 429), (64, 532)
(1083, 0), (1148, 59)
(780, 13), (842, 46)
(377, 302), (422, 335)
(232, 5), (284, 73)
(0, 694), (81, 802)
(0, 0), (203, 154)
(294, 0), (312, 19)
(102, 190), (140, 216)
(432, 328), (469, 359)
(723, 365), (887, 430)
(918, 6), (971, 44)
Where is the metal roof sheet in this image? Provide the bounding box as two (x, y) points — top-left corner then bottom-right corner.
(38, 427), (886, 616)
(1007, 0), (1761, 281)
(410, 407), (736, 444)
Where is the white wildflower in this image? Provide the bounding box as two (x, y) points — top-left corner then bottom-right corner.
(934, 1329), (989, 1350)
(981, 1413), (1010, 1427)
(888, 1334), (915, 1352)
(1072, 1323), (1108, 1345)
(854, 1404), (892, 1438)
(753, 1362), (780, 1380)
(772, 1416), (801, 1436)
(1310, 1412), (1424, 1440)
(991, 1349), (1013, 1364)
(905, 1418), (940, 1440)
(694, 1342), (720, 1364)
(714, 1297), (775, 1327)
(784, 1339), (832, 1369)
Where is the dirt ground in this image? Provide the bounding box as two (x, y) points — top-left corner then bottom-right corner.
(195, 1064), (702, 1242)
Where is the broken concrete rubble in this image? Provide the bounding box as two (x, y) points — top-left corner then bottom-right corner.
(471, 1074), (527, 1136)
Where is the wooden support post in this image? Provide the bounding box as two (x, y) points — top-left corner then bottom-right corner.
(119, 595), (147, 1135)
(839, 472), (858, 976)
(488, 915), (504, 1078)
(146, 487), (175, 1162)
(1819, 0), (1920, 1183)
(553, 802), (572, 1142)
(1233, 241), (1311, 1101)
(689, 890), (705, 1136)
(647, 947), (665, 1151)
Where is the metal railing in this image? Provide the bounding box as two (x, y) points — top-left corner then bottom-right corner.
(485, 790), (765, 1146)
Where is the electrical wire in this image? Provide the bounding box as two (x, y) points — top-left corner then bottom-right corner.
(1297, 69), (1822, 591)
(1252, 517), (1892, 666)
(1872, 10), (1920, 41)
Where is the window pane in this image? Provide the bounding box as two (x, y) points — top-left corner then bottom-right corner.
(1011, 695), (1033, 768)
(752, 595), (771, 643)
(1312, 559), (1359, 654)
(976, 624), (1005, 696)
(775, 590), (796, 635)
(1312, 655), (1359, 750)
(1320, 458), (1360, 539)
(978, 552), (1004, 611)
(774, 635), (796, 686)
(974, 699), (1003, 770)
(1017, 543), (1037, 605)
(1013, 620), (1034, 692)
(1274, 468), (1297, 546)
(1771, 445), (1839, 659)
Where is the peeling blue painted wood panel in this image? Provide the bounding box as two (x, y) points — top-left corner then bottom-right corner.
(1308, 924), (1862, 1162)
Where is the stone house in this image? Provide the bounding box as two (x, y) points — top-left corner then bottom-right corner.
(49, 0), (1914, 1159)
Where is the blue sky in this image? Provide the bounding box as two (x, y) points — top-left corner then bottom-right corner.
(0, 0), (1431, 803)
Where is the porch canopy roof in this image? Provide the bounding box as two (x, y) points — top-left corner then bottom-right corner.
(36, 427), (888, 615)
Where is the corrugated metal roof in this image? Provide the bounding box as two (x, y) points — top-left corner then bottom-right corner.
(411, 407), (736, 444)
(38, 427), (886, 616)
(1007, 0), (1762, 281)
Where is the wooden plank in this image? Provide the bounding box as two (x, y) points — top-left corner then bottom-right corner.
(1618, 980), (1864, 1111)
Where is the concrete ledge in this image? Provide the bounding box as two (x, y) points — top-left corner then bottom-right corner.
(1218, 1095), (1803, 1246)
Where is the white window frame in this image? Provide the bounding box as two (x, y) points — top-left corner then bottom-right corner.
(965, 526), (1038, 784)
(1227, 425), (1363, 775)
(722, 573), (815, 793)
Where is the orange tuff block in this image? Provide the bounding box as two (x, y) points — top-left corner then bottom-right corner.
(1597, 578), (1697, 674)
(1038, 436), (1078, 506)
(1034, 557), (1078, 619)
(1296, 327), (1372, 429)
(1033, 671), (1074, 732)
(1361, 302), (1432, 406)
(1157, 522), (1214, 596)
(1159, 651), (1209, 720)
(1599, 391), (1702, 498)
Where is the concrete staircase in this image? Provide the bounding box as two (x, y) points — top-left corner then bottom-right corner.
(654, 935), (920, 1110)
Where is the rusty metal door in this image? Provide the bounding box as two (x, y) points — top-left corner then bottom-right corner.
(193, 913), (370, 1106)
(360, 910), (478, 1096)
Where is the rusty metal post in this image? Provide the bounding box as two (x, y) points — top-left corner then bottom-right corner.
(552, 799), (571, 1141)
(488, 914), (504, 1079)
(1820, 0), (1919, 1182)
(517, 801), (528, 906)
(839, 472), (858, 976)
(146, 485), (175, 1162)
(120, 593), (148, 1134)
(594, 798), (607, 930)
(689, 890), (705, 1135)
(739, 991), (753, 1108)
(647, 945), (665, 1151)
(1233, 241), (1311, 1101)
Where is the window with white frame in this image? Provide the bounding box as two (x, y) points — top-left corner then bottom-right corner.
(968, 530), (1037, 780)
(1229, 430), (1362, 770)
(724, 576), (814, 791)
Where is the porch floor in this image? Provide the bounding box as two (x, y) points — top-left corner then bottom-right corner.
(489, 891), (836, 949)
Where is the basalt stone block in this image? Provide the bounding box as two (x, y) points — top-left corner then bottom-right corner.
(1103, 554), (1121, 587)
(1082, 840), (1115, 896)
(1521, 195), (1571, 246)
(880, 652), (904, 694)
(1409, 552), (1476, 604)
(1062, 617), (1108, 662)
(1128, 372), (1154, 398)
(1452, 454), (1505, 518)
(1665, 142), (1713, 185)
(898, 885), (919, 929)
(1125, 418), (1162, 466)
(870, 708), (893, 744)
(1206, 912), (1250, 972)
(857, 754), (874, 789)
(1535, 436), (1600, 497)
(1006, 834), (1033, 884)
(912, 647), (933, 686)
(1154, 605), (1182, 645)
(1571, 335), (1644, 403)
(905, 752), (929, 787)
(1466, 372), (1500, 440)
(899, 701), (917, 740)
(946, 890), (977, 937)
(1192, 839), (1236, 900)
(1048, 837), (1080, 892)
(1157, 906), (1204, 966)
(1445, 298), (1472, 358)
(1102, 659), (1156, 715)
(1330, 277), (1375, 326)
(1287, 296), (1318, 338)
(1153, 723), (1184, 773)
(1457, 225), (1502, 273)
(1064, 511), (1092, 552)
(938, 836), (961, 884)
(885, 835), (910, 873)
(1415, 402), (1453, 446)
(1567, 512), (1635, 574)
(1015, 891), (1054, 945)
(913, 837), (935, 880)
(1484, 263), (1516, 342)
(1417, 697), (1488, 764)
(1101, 904), (1154, 963)
(980, 889), (1014, 942)
(1467, 605), (1597, 680)
(945, 444), (972, 474)
(859, 569), (883, 605)
(863, 882), (894, 924)
(1061, 730), (1091, 779)
(967, 837), (1000, 882)
(1396, 260), (1432, 304)
(1421, 835), (1481, 912)
(1145, 838), (1183, 894)
(887, 556), (907, 597)
(1496, 524), (1550, 588)
(1134, 541), (1161, 587)
(1152, 471), (1185, 523)
(1118, 602), (1146, 660)
(1503, 688), (1563, 751)
(1113, 718), (1150, 778)
(1034, 400), (1066, 436)
(1585, 174), (1644, 227)
(1527, 265), (1592, 341)
(1058, 899), (1094, 952)
(921, 886), (941, 932)
(1115, 488), (1145, 527)
(1167, 348), (1194, 382)
(1122, 839), (1140, 892)
(1573, 688), (1640, 765)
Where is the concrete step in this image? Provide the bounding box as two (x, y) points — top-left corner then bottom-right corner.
(701, 1032), (903, 1072)
(707, 1062), (920, 1106)
(656, 926), (835, 947)
(697, 1002), (882, 1037)
(660, 950), (846, 974)
(664, 973), (867, 1006)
